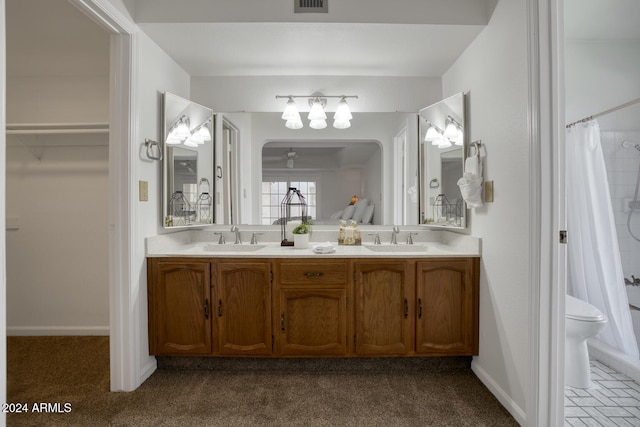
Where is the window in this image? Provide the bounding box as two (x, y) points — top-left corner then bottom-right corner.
(261, 179), (317, 225)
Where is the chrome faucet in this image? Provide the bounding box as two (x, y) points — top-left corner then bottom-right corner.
(368, 233), (381, 245)
(230, 225), (242, 244)
(250, 232), (263, 244)
(214, 232), (225, 245)
(391, 226), (399, 244)
(407, 232), (418, 245)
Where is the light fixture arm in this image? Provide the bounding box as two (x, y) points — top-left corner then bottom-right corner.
(275, 95), (358, 100)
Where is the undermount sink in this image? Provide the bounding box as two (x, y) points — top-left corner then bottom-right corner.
(203, 244), (266, 252)
(363, 244), (428, 253)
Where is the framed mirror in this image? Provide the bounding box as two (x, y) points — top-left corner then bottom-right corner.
(418, 92), (467, 229)
(162, 92), (215, 228)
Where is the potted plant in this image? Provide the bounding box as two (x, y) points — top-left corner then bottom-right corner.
(292, 221), (312, 248)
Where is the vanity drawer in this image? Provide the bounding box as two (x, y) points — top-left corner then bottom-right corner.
(278, 261), (348, 284)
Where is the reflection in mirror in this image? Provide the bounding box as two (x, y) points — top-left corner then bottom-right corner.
(418, 92), (467, 228)
(261, 141), (382, 225)
(163, 92), (215, 228)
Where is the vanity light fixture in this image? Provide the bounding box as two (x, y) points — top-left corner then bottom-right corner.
(166, 115), (212, 147)
(444, 116), (463, 146)
(424, 117), (463, 149)
(424, 121), (442, 143)
(276, 94), (358, 130)
(191, 119), (213, 145)
(166, 115), (190, 145)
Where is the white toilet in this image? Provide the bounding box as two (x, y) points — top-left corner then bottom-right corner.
(565, 295), (608, 388)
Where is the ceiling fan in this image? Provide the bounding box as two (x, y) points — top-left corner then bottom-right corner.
(285, 148), (298, 169)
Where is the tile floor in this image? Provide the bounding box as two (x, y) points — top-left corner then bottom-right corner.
(565, 359), (640, 426)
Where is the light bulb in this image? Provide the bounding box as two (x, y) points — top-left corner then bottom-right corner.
(309, 119), (327, 129)
(424, 123), (439, 142)
(174, 118), (191, 140)
(333, 119), (351, 129)
(183, 137), (198, 147)
(333, 98), (353, 121)
(308, 99), (327, 121)
(444, 118), (458, 139)
(281, 98), (300, 121)
(193, 124), (212, 143)
(285, 119), (303, 129)
(166, 128), (182, 145)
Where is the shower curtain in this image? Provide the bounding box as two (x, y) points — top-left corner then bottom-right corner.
(566, 120), (639, 359)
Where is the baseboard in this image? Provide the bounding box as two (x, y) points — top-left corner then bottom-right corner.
(7, 326), (110, 336)
(139, 356), (157, 386)
(472, 359), (526, 426)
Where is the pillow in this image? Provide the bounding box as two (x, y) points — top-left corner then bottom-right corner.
(330, 209), (344, 220)
(351, 199), (369, 222)
(361, 205), (375, 224)
(341, 205), (356, 220)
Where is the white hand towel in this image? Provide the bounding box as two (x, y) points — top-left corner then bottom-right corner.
(458, 147), (484, 208)
(313, 241), (336, 254)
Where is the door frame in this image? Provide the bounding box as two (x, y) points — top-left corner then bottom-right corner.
(70, 0), (139, 391)
(528, 0), (566, 425)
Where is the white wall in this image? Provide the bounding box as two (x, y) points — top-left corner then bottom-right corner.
(5, 138), (109, 335)
(565, 41), (640, 129)
(134, 30), (191, 378)
(191, 76), (441, 113)
(5, 70), (110, 333)
(442, 0), (530, 423)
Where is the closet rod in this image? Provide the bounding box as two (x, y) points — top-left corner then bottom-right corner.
(6, 122), (109, 135)
(566, 97), (640, 128)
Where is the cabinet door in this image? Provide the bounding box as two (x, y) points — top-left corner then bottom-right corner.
(148, 259), (212, 355)
(354, 261), (414, 355)
(214, 261), (272, 355)
(277, 288), (348, 356)
(415, 258), (479, 355)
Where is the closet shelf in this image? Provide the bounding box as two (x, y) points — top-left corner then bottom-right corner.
(6, 122), (109, 135)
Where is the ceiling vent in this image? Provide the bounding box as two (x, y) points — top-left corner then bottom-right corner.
(295, 0), (328, 13)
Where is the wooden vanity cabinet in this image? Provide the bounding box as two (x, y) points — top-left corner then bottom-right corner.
(147, 258), (212, 356)
(274, 260), (349, 356)
(415, 258), (479, 355)
(353, 261), (415, 356)
(213, 260), (272, 356)
(147, 256), (479, 358)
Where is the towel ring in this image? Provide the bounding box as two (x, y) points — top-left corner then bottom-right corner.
(145, 139), (163, 161)
(468, 140), (482, 157)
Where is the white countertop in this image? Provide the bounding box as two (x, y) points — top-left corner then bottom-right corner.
(146, 228), (481, 258)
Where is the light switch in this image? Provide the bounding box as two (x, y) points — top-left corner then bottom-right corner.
(139, 180), (149, 202)
(485, 181), (494, 203)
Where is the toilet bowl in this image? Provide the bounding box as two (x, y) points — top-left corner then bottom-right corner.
(565, 295), (608, 388)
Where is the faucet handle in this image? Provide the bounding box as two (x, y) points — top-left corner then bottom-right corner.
(250, 232), (263, 244)
(214, 232), (225, 245)
(407, 232), (418, 245)
(368, 233), (381, 245)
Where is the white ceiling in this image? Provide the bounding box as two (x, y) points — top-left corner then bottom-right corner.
(262, 141), (380, 171)
(139, 22), (485, 78)
(6, 0), (639, 83)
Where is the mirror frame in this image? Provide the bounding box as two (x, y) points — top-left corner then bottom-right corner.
(162, 92), (215, 229)
(418, 92), (468, 229)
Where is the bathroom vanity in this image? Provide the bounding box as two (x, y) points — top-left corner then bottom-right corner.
(146, 234), (480, 358)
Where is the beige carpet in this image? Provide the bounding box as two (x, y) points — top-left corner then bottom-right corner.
(7, 336), (517, 426)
